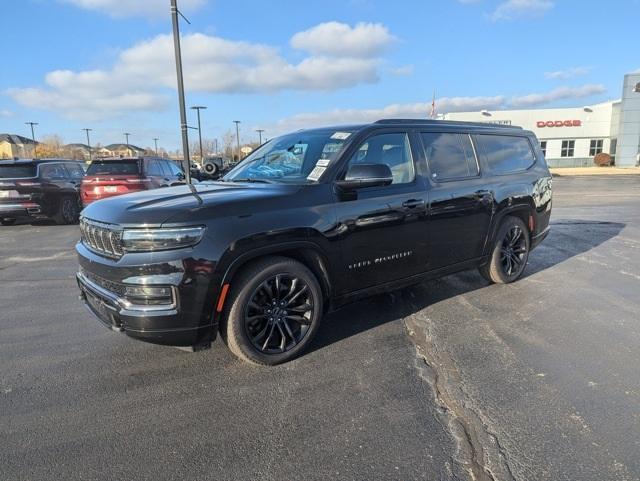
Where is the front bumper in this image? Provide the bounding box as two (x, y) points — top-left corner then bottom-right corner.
(76, 242), (219, 347)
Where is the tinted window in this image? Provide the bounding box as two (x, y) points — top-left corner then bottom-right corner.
(164, 160), (183, 176)
(421, 133), (478, 181)
(39, 163), (68, 180)
(86, 160), (140, 175)
(147, 160), (164, 176)
(65, 163), (85, 180)
(476, 135), (535, 174)
(0, 164), (37, 178)
(347, 133), (415, 185)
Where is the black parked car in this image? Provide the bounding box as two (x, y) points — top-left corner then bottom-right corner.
(76, 119), (552, 365)
(0, 159), (84, 225)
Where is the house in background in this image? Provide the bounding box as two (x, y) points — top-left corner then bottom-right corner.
(99, 143), (147, 158)
(0, 134), (38, 159)
(65, 143), (92, 161)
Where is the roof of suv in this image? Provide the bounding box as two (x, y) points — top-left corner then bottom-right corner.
(296, 119), (526, 135)
(0, 158), (80, 165)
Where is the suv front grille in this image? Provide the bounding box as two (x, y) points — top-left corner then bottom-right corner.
(80, 218), (124, 259)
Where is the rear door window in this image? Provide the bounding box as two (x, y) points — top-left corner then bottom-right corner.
(421, 133), (478, 181)
(0, 164), (37, 178)
(475, 135), (535, 174)
(86, 160), (140, 176)
(39, 163), (68, 180)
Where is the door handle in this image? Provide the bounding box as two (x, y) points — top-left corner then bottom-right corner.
(402, 199), (425, 209)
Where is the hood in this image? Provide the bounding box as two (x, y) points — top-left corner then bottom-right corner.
(80, 181), (300, 226)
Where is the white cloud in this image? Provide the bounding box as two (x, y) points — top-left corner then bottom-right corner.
(290, 22), (395, 58)
(0, 109), (13, 118)
(60, 0), (205, 18)
(490, 0), (554, 21)
(6, 22), (395, 120)
(507, 84), (606, 108)
(544, 66), (592, 80)
(273, 84), (606, 132)
(390, 65), (415, 76)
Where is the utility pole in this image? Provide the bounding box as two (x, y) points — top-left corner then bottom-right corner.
(233, 120), (241, 161)
(124, 132), (131, 156)
(170, 0), (192, 183)
(82, 128), (93, 161)
(190, 105), (207, 163)
(256, 129), (265, 145)
(153, 137), (160, 156)
(26, 122), (38, 158)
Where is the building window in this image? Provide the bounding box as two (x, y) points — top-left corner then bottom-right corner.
(540, 141), (547, 157)
(561, 140), (575, 158)
(589, 139), (604, 156)
(610, 138), (617, 156)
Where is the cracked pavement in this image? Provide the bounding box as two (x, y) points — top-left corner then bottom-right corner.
(1, 175), (639, 480)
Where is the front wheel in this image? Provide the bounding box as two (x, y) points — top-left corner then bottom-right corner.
(479, 216), (530, 284)
(222, 256), (323, 365)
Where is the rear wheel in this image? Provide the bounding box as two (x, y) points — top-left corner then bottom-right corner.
(204, 162), (219, 177)
(222, 256), (323, 365)
(53, 196), (80, 225)
(479, 216), (530, 284)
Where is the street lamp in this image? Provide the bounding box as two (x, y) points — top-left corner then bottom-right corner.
(26, 122), (38, 158)
(190, 105), (207, 163)
(153, 137), (160, 156)
(256, 129), (265, 145)
(233, 120), (241, 161)
(82, 128), (93, 161)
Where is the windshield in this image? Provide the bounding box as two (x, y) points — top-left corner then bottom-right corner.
(86, 160), (140, 176)
(223, 130), (354, 183)
(0, 164), (37, 179)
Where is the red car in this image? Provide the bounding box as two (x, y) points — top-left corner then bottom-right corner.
(81, 157), (186, 206)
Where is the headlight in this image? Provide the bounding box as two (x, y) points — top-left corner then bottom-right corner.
(121, 226), (205, 252)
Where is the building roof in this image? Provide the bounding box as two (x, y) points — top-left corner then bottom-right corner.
(0, 133), (38, 145)
(103, 143), (145, 151)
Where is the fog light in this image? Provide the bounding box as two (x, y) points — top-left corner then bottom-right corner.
(124, 285), (174, 306)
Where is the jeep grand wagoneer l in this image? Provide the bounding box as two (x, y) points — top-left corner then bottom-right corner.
(76, 119), (552, 365)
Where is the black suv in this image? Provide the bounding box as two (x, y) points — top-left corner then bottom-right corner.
(0, 159), (84, 225)
(76, 120), (552, 364)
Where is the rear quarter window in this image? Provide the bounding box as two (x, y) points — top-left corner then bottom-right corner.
(0, 164), (37, 178)
(475, 135), (535, 174)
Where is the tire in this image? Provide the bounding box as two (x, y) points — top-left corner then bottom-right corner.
(222, 256), (323, 365)
(53, 196), (80, 225)
(1, 218), (16, 226)
(204, 162), (219, 177)
(479, 215), (530, 284)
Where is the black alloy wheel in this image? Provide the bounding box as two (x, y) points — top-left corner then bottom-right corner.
(223, 256), (323, 365)
(500, 224), (528, 277)
(245, 274), (313, 354)
(479, 215), (530, 284)
(54, 196), (80, 225)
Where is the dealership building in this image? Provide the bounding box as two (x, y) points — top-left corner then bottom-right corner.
(443, 72), (640, 168)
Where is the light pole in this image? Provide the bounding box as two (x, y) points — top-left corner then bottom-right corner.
(190, 105), (207, 163)
(153, 137), (160, 156)
(256, 129), (265, 145)
(170, 0), (191, 184)
(82, 128), (93, 161)
(26, 122), (38, 158)
(124, 132), (131, 156)
(233, 120), (241, 161)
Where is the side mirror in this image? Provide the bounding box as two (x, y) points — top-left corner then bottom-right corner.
(335, 163), (393, 191)
(177, 172), (185, 181)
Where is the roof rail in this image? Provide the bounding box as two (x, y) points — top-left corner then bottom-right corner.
(374, 118), (522, 129)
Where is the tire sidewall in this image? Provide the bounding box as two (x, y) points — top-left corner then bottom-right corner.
(225, 259), (323, 365)
(490, 216), (530, 283)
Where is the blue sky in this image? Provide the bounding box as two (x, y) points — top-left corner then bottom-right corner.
(1, 0), (638, 151)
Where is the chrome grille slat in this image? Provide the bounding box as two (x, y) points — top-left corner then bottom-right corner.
(80, 218), (123, 259)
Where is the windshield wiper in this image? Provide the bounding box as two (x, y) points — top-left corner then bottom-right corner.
(228, 178), (274, 184)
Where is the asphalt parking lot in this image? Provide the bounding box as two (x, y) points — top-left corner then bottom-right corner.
(1, 175), (639, 481)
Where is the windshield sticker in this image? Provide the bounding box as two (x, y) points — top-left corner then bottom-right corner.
(330, 132), (351, 140)
(316, 159), (331, 167)
(307, 166), (326, 182)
